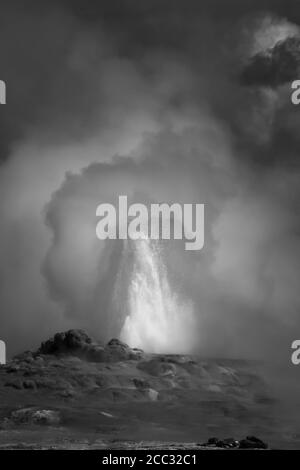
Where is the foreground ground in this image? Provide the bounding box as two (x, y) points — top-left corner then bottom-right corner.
(0, 331), (299, 449)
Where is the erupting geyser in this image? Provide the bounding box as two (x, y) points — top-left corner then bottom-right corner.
(114, 237), (196, 353)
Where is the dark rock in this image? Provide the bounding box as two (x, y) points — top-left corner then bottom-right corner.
(207, 437), (219, 445)
(133, 378), (150, 390)
(107, 338), (129, 348)
(10, 408), (61, 425)
(38, 329), (92, 355)
(222, 438), (240, 448)
(37, 329), (108, 363)
(203, 436), (257, 449)
(23, 380), (36, 389)
(215, 439), (230, 448)
(104, 338), (143, 362)
(36, 331), (142, 363)
(5, 364), (20, 373)
(239, 436), (268, 449)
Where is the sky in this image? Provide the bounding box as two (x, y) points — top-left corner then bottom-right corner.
(0, 0), (299, 367)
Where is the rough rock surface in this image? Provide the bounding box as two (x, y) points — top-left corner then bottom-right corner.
(201, 435), (268, 449)
(10, 408), (61, 426)
(37, 331), (143, 363)
(0, 329), (280, 449)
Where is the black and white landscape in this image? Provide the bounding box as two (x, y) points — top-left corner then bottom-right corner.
(0, 0), (300, 450)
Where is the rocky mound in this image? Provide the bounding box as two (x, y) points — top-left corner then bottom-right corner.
(0, 329), (278, 449)
(201, 435), (268, 449)
(2, 408), (61, 427)
(37, 329), (143, 362)
(38, 329), (93, 355)
(1, 330), (271, 404)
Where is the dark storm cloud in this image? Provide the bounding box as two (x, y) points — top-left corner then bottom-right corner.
(0, 0), (297, 159)
(0, 0), (119, 160)
(241, 36), (300, 87)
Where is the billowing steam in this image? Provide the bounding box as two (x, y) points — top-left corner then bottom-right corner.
(42, 122), (232, 354)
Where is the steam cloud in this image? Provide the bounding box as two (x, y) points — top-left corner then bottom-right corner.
(0, 1), (299, 365)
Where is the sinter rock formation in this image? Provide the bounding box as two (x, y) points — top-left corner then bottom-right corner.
(0, 329), (274, 449)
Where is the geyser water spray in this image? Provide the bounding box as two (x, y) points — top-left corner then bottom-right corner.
(114, 237), (196, 353)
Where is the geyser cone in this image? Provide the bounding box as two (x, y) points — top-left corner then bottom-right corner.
(114, 237), (196, 353)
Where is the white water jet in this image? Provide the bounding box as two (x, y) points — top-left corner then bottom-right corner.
(115, 237), (196, 353)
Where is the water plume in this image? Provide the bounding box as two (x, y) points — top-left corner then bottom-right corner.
(115, 237), (196, 353)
